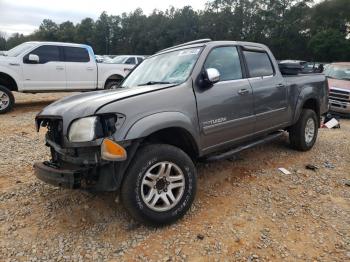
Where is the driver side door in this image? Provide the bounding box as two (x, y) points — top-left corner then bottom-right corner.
(194, 46), (255, 153)
(22, 45), (66, 91)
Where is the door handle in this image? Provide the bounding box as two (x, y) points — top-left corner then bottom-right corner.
(56, 66), (64, 70)
(238, 88), (249, 95)
(276, 83), (284, 88)
(87, 67), (94, 71)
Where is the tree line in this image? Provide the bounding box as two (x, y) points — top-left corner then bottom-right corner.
(1, 0), (349, 62)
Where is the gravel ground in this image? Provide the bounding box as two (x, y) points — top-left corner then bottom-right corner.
(0, 92), (349, 262)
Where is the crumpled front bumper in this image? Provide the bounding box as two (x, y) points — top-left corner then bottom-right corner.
(34, 138), (140, 191)
(34, 161), (88, 189)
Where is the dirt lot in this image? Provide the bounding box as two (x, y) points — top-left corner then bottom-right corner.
(1, 92), (349, 262)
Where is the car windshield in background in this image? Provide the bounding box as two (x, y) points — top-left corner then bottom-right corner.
(121, 47), (202, 88)
(5, 43), (35, 57)
(110, 56), (128, 64)
(326, 65), (350, 81)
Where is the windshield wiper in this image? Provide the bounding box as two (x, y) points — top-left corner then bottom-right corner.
(138, 81), (173, 86)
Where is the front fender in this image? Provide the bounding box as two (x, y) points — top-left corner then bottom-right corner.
(124, 111), (199, 144)
(0, 64), (22, 90)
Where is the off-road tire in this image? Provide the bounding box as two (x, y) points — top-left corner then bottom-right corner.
(289, 109), (318, 151)
(0, 85), (15, 114)
(121, 144), (197, 226)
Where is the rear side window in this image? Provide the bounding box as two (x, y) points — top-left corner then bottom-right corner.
(137, 57), (144, 64)
(125, 57), (136, 64)
(26, 45), (60, 64)
(64, 47), (90, 62)
(204, 46), (242, 81)
(243, 51), (274, 77)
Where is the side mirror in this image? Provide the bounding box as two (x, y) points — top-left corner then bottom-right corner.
(204, 68), (220, 85)
(28, 54), (39, 63)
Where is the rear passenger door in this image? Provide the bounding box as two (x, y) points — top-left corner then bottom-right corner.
(243, 49), (289, 133)
(63, 46), (97, 90)
(195, 46), (255, 151)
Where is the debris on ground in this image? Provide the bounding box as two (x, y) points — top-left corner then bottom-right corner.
(305, 164), (319, 171)
(323, 114), (341, 129)
(278, 167), (292, 175)
(324, 161), (335, 169)
(197, 234), (205, 240)
(324, 118), (340, 129)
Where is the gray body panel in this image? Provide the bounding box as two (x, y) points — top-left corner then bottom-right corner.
(37, 40), (328, 158)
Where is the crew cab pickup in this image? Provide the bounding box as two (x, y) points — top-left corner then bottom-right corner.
(34, 39), (328, 225)
(0, 42), (134, 113)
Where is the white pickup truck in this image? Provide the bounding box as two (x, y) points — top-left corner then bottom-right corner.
(0, 42), (134, 113)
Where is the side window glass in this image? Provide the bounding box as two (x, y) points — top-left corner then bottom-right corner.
(125, 57), (136, 64)
(137, 57), (144, 64)
(204, 46), (242, 81)
(25, 45), (60, 64)
(64, 47), (90, 62)
(243, 51), (274, 77)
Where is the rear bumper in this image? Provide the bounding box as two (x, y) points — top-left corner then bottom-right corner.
(34, 162), (87, 189)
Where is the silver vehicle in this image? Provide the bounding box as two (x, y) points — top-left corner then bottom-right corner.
(34, 39), (328, 225)
(108, 55), (145, 65)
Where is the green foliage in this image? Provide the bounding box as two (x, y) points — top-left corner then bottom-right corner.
(308, 29), (350, 61)
(2, 0), (349, 61)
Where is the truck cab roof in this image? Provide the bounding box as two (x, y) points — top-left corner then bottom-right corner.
(155, 39), (269, 57)
(24, 41), (92, 49)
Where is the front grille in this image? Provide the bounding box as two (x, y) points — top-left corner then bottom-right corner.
(329, 88), (350, 103)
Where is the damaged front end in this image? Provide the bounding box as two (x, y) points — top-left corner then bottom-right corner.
(34, 115), (136, 192)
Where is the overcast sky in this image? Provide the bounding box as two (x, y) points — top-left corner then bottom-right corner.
(0, 0), (207, 36)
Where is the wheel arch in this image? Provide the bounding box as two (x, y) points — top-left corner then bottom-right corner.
(124, 112), (200, 160)
(0, 72), (18, 91)
(293, 96), (320, 127)
(104, 74), (124, 88)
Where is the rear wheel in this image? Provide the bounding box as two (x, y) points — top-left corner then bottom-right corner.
(105, 80), (122, 89)
(121, 144), (197, 226)
(0, 85), (14, 114)
(289, 109), (318, 151)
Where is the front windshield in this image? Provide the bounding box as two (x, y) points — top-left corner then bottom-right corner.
(325, 65), (350, 81)
(6, 43), (35, 57)
(110, 56), (128, 64)
(121, 47), (202, 87)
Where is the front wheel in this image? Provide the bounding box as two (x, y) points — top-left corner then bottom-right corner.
(289, 109), (318, 151)
(0, 85), (15, 114)
(121, 144), (197, 226)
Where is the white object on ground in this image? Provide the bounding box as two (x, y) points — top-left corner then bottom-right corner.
(324, 118), (339, 129)
(278, 168), (292, 175)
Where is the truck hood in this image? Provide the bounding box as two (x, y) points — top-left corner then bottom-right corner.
(328, 78), (350, 91)
(36, 84), (174, 129)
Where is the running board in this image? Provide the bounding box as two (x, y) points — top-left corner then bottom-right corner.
(205, 131), (285, 162)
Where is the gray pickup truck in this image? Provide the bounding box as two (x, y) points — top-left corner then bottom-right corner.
(34, 39), (328, 225)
